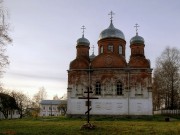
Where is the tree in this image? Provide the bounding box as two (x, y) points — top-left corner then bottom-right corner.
(0, 93), (18, 119)
(32, 87), (47, 108)
(0, 0), (12, 79)
(57, 100), (67, 115)
(32, 87), (47, 117)
(53, 94), (59, 100)
(153, 68), (166, 110)
(153, 47), (180, 110)
(10, 91), (31, 118)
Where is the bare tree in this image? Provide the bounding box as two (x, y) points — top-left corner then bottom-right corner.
(32, 87), (47, 108)
(53, 94), (59, 100)
(0, 0), (12, 79)
(153, 47), (180, 109)
(0, 93), (18, 119)
(57, 100), (67, 115)
(153, 68), (166, 110)
(10, 91), (31, 118)
(31, 87), (47, 117)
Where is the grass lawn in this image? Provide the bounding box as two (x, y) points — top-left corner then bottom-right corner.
(0, 116), (180, 135)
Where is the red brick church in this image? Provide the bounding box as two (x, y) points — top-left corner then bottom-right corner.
(67, 12), (153, 116)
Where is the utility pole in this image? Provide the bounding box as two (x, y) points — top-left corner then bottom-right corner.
(51, 102), (52, 116)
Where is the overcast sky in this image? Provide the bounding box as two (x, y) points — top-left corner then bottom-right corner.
(2, 0), (180, 99)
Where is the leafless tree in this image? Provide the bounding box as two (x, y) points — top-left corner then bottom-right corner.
(53, 94), (59, 100)
(0, 0), (12, 79)
(10, 91), (31, 118)
(0, 92), (18, 119)
(31, 87), (47, 117)
(32, 87), (47, 108)
(153, 47), (180, 110)
(153, 68), (166, 110)
(57, 100), (67, 115)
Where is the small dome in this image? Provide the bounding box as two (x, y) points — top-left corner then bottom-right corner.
(130, 34), (144, 44)
(99, 21), (125, 40)
(77, 35), (90, 46)
(89, 52), (96, 61)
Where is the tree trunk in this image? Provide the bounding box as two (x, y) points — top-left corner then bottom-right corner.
(2, 110), (8, 119)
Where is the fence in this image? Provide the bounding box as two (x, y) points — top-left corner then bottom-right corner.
(154, 110), (180, 115)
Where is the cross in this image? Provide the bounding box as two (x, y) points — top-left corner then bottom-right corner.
(91, 45), (95, 54)
(134, 23), (139, 35)
(78, 66), (98, 125)
(81, 25), (86, 36)
(108, 11), (115, 22)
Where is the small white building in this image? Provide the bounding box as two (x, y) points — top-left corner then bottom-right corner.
(39, 100), (66, 116)
(0, 110), (20, 119)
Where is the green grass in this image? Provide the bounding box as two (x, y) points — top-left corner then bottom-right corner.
(0, 116), (180, 135)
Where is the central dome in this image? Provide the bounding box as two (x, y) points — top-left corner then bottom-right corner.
(99, 21), (125, 40)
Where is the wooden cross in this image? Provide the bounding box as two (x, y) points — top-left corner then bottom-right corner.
(78, 66), (98, 124)
(79, 87), (98, 123)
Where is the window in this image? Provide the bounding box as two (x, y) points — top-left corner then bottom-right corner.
(43, 106), (45, 110)
(117, 81), (123, 95)
(95, 82), (101, 95)
(100, 46), (103, 54)
(49, 107), (52, 110)
(108, 45), (113, 52)
(119, 45), (122, 54)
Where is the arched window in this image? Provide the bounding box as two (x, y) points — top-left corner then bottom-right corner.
(95, 82), (101, 95)
(119, 45), (122, 54)
(108, 45), (113, 52)
(117, 81), (123, 95)
(100, 46), (103, 54)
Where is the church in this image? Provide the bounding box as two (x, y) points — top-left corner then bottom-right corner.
(67, 12), (153, 116)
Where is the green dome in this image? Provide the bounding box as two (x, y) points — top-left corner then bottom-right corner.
(77, 35), (90, 46)
(99, 21), (125, 40)
(130, 34), (144, 44)
(89, 52), (96, 61)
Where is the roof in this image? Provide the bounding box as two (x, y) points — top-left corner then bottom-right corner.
(99, 21), (125, 40)
(89, 52), (96, 61)
(77, 35), (90, 46)
(40, 100), (66, 105)
(130, 34), (144, 44)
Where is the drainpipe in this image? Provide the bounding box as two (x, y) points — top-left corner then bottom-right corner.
(128, 71), (130, 115)
(127, 68), (130, 116)
(87, 62), (91, 124)
(51, 102), (52, 116)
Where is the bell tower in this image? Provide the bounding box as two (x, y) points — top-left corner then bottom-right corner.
(69, 26), (90, 69)
(76, 26), (90, 60)
(129, 24), (150, 68)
